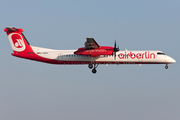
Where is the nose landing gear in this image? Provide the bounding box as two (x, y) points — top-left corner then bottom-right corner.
(165, 64), (168, 69)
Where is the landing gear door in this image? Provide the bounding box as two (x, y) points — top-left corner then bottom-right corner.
(58, 53), (63, 61)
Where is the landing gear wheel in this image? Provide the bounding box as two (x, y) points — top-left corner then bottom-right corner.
(92, 69), (97, 74)
(165, 65), (168, 69)
(88, 64), (93, 69)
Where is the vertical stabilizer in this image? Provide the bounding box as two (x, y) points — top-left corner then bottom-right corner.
(4, 27), (33, 56)
(4, 27), (60, 64)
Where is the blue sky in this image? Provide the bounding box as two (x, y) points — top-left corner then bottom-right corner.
(0, 0), (180, 120)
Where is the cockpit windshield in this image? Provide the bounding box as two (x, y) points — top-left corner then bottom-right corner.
(157, 52), (166, 55)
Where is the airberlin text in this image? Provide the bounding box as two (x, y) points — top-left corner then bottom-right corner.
(85, 49), (106, 52)
(118, 51), (155, 59)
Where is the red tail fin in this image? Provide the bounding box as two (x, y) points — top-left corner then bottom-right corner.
(4, 27), (58, 63)
(4, 27), (33, 56)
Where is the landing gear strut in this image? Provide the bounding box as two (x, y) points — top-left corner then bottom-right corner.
(165, 64), (168, 69)
(88, 63), (99, 74)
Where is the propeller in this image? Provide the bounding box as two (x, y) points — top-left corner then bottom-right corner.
(113, 40), (119, 60)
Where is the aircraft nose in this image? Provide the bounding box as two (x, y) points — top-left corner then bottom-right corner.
(172, 58), (176, 63)
(168, 57), (176, 63)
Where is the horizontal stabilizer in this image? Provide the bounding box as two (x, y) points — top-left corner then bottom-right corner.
(4, 27), (24, 33)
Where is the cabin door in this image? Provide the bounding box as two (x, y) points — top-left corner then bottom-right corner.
(58, 53), (63, 61)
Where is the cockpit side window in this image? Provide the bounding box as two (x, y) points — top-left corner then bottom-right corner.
(157, 52), (166, 55)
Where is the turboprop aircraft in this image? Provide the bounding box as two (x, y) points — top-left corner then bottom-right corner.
(4, 27), (176, 74)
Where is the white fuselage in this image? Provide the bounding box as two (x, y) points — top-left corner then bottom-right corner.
(31, 46), (176, 64)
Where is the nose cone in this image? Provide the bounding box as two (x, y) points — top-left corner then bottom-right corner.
(168, 57), (176, 63)
(172, 58), (176, 63)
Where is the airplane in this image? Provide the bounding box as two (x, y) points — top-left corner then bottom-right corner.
(4, 27), (176, 74)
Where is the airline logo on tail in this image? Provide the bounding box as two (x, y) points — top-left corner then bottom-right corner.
(8, 33), (26, 52)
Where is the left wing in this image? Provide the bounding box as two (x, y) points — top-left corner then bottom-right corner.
(85, 38), (100, 49)
(74, 38), (114, 57)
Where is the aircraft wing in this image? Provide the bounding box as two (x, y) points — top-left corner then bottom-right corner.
(85, 38), (100, 49)
(74, 37), (114, 57)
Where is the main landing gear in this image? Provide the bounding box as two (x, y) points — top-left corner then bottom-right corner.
(165, 64), (168, 69)
(88, 63), (99, 74)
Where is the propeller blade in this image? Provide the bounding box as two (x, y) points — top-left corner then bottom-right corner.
(114, 40), (116, 48)
(114, 52), (116, 60)
(113, 40), (119, 60)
